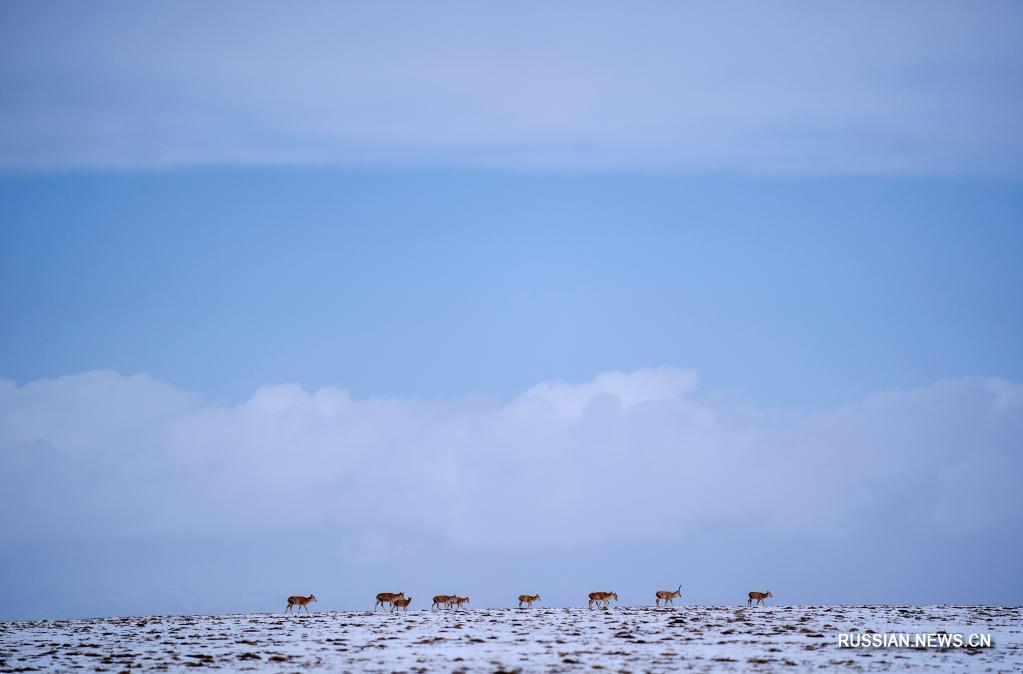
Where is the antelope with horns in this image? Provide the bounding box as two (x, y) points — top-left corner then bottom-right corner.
(391, 595), (412, 612)
(588, 591), (618, 609)
(284, 594), (316, 614)
(655, 585), (682, 607)
(374, 592), (405, 611)
(748, 591), (773, 606)
(518, 593), (541, 608)
(432, 594), (455, 610)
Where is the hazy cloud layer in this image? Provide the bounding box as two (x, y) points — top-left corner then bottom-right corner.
(1, 1), (1022, 173)
(2, 368), (1020, 549)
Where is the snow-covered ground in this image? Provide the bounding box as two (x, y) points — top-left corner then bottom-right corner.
(2, 605), (1020, 672)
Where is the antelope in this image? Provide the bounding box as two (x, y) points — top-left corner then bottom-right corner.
(374, 591), (405, 611)
(391, 595), (412, 612)
(518, 593), (541, 608)
(432, 594), (455, 610)
(588, 591), (618, 609)
(655, 585), (682, 607)
(449, 595), (470, 609)
(748, 591), (773, 606)
(284, 594), (316, 613)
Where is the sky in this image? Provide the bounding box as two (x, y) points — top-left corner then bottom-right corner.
(1, 1), (1022, 619)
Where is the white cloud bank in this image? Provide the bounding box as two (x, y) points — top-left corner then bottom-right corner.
(1, 1), (1021, 173)
(1, 367), (1020, 549)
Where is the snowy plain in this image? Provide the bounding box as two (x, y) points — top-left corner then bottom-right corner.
(2, 605), (1021, 673)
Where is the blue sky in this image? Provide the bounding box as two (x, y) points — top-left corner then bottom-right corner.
(3, 172), (1021, 406)
(1, 1), (1022, 618)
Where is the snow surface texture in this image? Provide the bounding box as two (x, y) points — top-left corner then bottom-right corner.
(2, 606), (1020, 672)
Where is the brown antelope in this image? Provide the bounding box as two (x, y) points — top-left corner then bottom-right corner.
(432, 594), (455, 610)
(748, 591), (773, 606)
(655, 585), (682, 607)
(518, 593), (541, 608)
(284, 593), (316, 613)
(449, 595), (470, 609)
(391, 595), (412, 612)
(374, 591), (405, 611)
(588, 591), (618, 609)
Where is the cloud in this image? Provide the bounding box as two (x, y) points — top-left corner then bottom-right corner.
(1, 367), (1020, 549)
(1, 1), (1021, 173)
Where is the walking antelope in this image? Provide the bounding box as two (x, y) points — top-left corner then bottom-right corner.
(748, 591), (773, 606)
(588, 591), (618, 609)
(374, 592), (405, 611)
(655, 585), (682, 607)
(432, 594), (455, 610)
(284, 594), (316, 613)
(391, 596), (412, 612)
(449, 595), (470, 609)
(518, 594), (541, 608)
